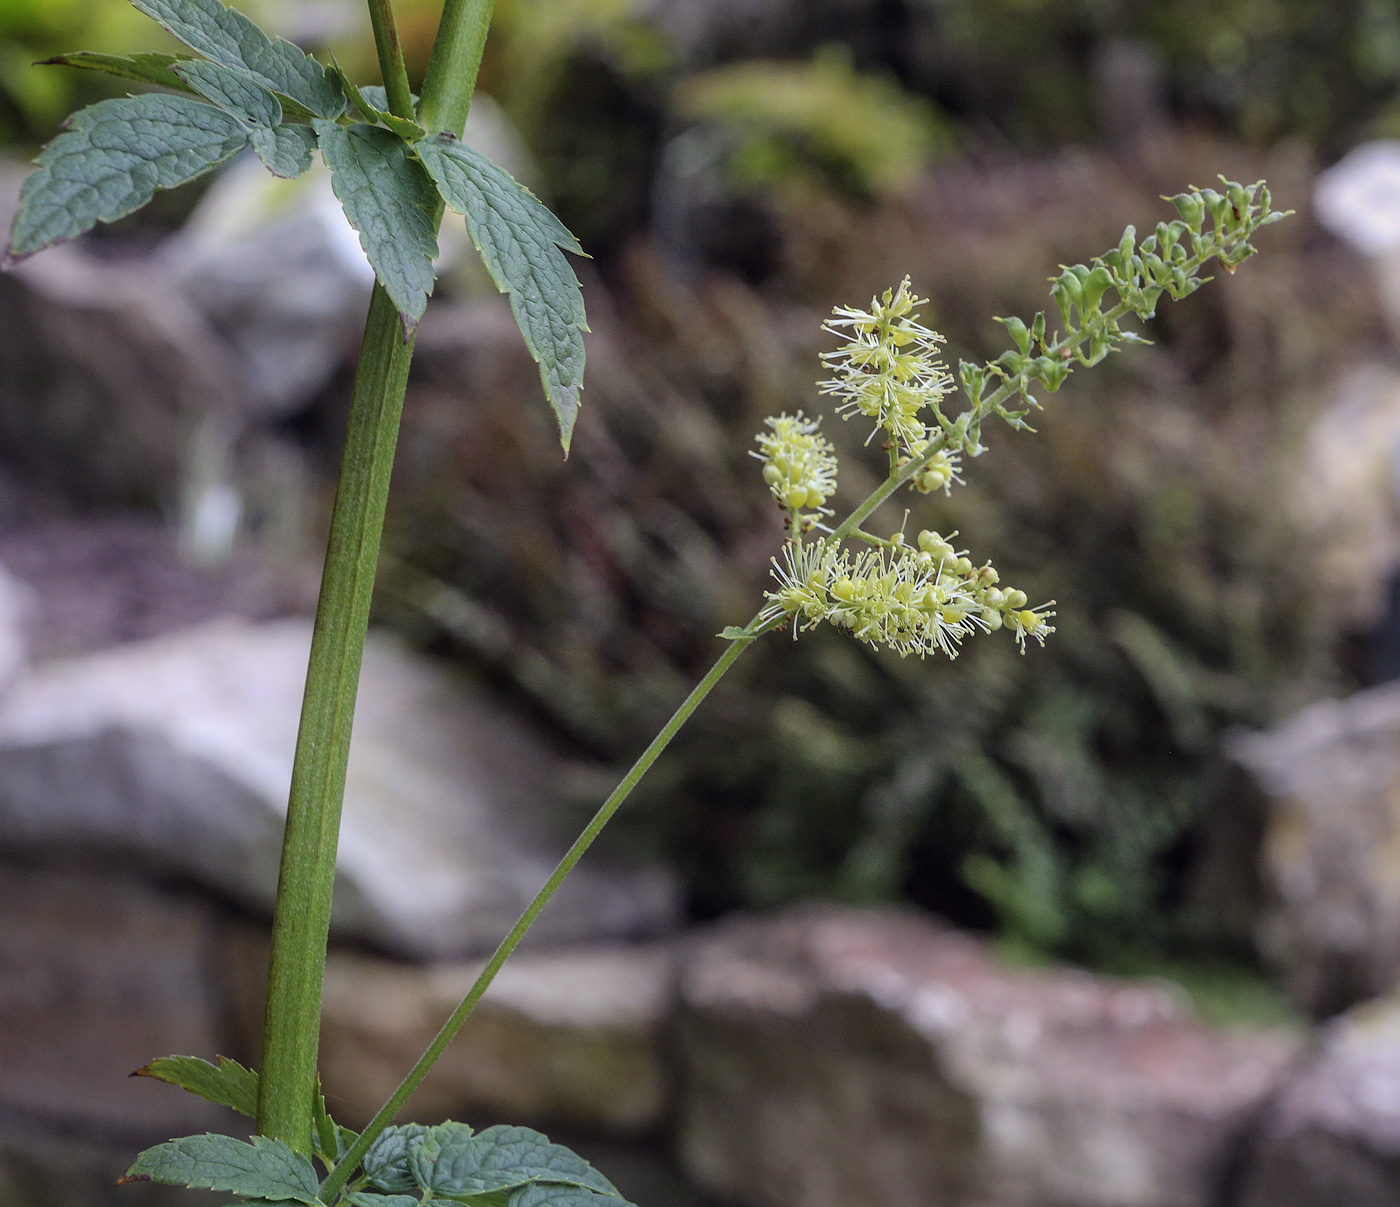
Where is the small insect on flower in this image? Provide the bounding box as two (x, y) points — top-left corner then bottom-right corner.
(819, 277), (954, 453)
(752, 412), (839, 519)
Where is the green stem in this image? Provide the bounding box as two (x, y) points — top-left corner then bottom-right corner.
(256, 285), (415, 1152)
(417, 0), (494, 136)
(367, 0), (415, 120)
(320, 632), (755, 1200)
(256, 0), (496, 1154)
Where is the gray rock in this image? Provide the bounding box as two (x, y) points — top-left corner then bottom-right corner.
(0, 862), (235, 1207)
(1231, 683), (1400, 1014)
(0, 863), (235, 1146)
(313, 941), (676, 1134)
(1239, 996), (1400, 1207)
(676, 906), (1298, 1207)
(0, 619), (678, 958)
(163, 158), (374, 420)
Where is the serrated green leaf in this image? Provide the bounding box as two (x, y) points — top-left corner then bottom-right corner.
(335, 65), (379, 122)
(129, 0), (344, 118)
(122, 1134), (320, 1204)
(315, 120), (439, 332)
(333, 64), (425, 141)
(175, 59), (281, 127)
(423, 1127), (617, 1199)
(135, 1055), (258, 1117)
(414, 136), (587, 453)
(378, 112), (427, 142)
(7, 93), (248, 261)
(364, 1123), (435, 1194)
(347, 1194), (421, 1207)
(252, 123), (316, 178)
(509, 1187), (633, 1207)
(40, 51), (198, 94)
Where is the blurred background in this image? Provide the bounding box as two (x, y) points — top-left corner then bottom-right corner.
(4, 1), (1400, 1205)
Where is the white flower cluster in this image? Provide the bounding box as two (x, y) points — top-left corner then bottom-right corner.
(819, 276), (954, 460)
(759, 529), (1054, 659)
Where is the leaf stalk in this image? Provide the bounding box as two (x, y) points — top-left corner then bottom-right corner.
(367, 0), (415, 121)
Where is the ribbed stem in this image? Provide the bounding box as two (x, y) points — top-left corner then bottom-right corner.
(417, 0), (494, 136)
(255, 285), (415, 1152)
(254, 0), (497, 1155)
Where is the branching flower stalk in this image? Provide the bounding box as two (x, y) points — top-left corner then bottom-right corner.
(4, 2), (1287, 1199)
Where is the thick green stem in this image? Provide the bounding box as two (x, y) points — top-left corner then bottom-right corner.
(320, 633), (755, 1200)
(256, 285), (415, 1152)
(255, 0), (496, 1153)
(417, 0), (494, 135)
(367, 0), (415, 120)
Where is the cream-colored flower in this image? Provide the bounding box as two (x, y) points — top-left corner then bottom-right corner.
(819, 277), (954, 453)
(752, 411), (839, 517)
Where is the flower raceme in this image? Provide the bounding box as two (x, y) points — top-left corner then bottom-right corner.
(758, 528), (1053, 659)
(754, 281), (1055, 660)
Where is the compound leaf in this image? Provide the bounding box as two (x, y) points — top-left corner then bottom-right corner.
(129, 0), (344, 118)
(414, 135), (587, 453)
(252, 123), (317, 178)
(423, 1126), (617, 1199)
(135, 1055), (258, 1117)
(8, 93), (248, 261)
(40, 51), (198, 94)
(121, 1134), (320, 1203)
(174, 58), (281, 127)
(315, 120), (439, 331)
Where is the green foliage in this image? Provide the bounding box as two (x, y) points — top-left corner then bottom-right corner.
(10, 0), (588, 447)
(136, 1055), (260, 1117)
(355, 1123), (626, 1206)
(252, 121), (318, 178)
(674, 46), (953, 201)
(6, 93), (249, 259)
(41, 50), (198, 93)
(315, 121), (441, 330)
(122, 1134), (321, 1203)
(417, 136), (589, 450)
(137, 1053), (356, 1167)
(416, 1125), (620, 1198)
(175, 56), (281, 125)
(126, 1084), (633, 1207)
(129, 0), (345, 118)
